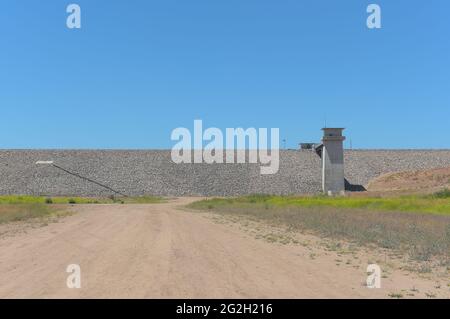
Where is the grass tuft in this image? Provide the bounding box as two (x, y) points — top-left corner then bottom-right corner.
(431, 188), (450, 199)
(0, 204), (65, 224)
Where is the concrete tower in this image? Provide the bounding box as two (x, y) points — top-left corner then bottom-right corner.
(321, 128), (346, 195)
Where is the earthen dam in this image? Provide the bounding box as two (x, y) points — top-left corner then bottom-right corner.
(1, 150), (450, 197)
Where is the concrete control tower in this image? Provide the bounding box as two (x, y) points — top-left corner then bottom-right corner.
(321, 128), (346, 195)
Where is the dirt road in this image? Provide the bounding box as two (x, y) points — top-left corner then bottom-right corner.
(0, 198), (444, 298)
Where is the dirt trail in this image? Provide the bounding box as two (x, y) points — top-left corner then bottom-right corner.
(0, 198), (444, 298)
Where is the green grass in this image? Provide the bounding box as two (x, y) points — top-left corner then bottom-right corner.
(190, 192), (450, 215)
(0, 195), (165, 225)
(0, 204), (67, 224)
(0, 195), (164, 205)
(189, 193), (450, 263)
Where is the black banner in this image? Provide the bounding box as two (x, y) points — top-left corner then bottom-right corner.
(1, 299), (446, 318)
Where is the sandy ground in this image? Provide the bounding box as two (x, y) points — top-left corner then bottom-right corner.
(0, 198), (447, 299)
(367, 166), (450, 193)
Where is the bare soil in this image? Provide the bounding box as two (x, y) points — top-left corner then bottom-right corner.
(367, 166), (450, 193)
(0, 198), (447, 299)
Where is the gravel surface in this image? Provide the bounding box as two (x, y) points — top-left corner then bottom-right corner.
(0, 150), (449, 196)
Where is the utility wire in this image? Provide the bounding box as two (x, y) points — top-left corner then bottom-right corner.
(51, 164), (128, 197)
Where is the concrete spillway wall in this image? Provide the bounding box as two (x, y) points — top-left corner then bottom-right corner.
(0, 150), (450, 197)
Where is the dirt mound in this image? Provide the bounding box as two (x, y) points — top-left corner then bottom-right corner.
(367, 166), (450, 192)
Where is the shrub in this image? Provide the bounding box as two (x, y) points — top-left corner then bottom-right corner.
(45, 197), (53, 204)
(433, 188), (450, 199)
(68, 198), (76, 204)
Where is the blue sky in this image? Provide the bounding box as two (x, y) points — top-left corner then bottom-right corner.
(0, 0), (449, 149)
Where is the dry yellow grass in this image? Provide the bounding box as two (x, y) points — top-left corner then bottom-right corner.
(0, 204), (65, 224)
(189, 193), (450, 264)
